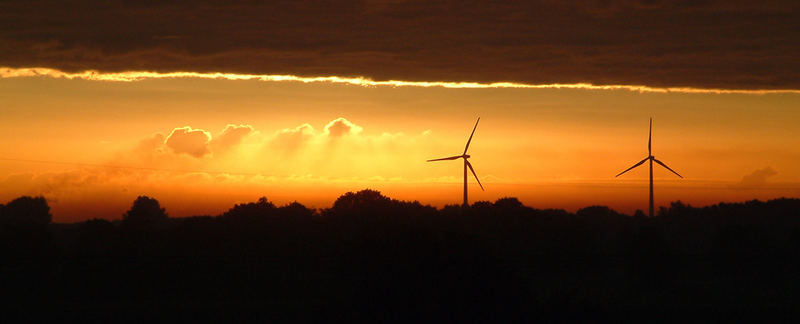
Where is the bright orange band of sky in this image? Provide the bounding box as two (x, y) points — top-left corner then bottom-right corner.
(2, 67), (799, 222)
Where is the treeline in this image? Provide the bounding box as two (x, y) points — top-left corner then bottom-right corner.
(2, 190), (800, 321)
(4, 190), (800, 257)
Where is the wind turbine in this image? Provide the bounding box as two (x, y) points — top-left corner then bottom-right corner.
(427, 117), (484, 207)
(616, 118), (683, 217)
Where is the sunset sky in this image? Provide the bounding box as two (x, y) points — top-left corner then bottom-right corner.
(2, 1), (799, 221)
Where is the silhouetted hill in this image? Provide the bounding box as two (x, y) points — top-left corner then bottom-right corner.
(2, 191), (800, 321)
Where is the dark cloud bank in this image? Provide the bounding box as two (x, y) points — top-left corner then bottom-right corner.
(2, 0), (799, 89)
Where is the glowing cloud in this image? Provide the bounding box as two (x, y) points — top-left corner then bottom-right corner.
(134, 133), (167, 157)
(165, 127), (212, 158)
(212, 124), (254, 151)
(271, 124), (315, 152)
(2, 67), (799, 94)
(324, 118), (363, 138)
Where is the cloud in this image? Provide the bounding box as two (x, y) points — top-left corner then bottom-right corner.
(211, 124), (253, 152)
(165, 127), (212, 158)
(110, 120), (432, 180)
(324, 118), (363, 138)
(0, 1), (798, 89)
(736, 167), (778, 189)
(134, 133), (167, 156)
(270, 123), (315, 152)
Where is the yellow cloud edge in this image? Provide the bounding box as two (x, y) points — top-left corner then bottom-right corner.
(2, 66), (798, 95)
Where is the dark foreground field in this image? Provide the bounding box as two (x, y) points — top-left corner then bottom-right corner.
(3, 190), (800, 322)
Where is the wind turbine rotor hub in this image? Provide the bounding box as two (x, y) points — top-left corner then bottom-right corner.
(463, 154), (470, 159)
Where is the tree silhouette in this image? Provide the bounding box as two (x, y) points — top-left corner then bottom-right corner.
(326, 189), (437, 227)
(0, 196), (52, 229)
(470, 200), (494, 211)
(277, 201), (314, 221)
(121, 196), (168, 232)
(222, 196), (275, 221)
(0, 196), (52, 255)
(494, 197), (524, 210)
(331, 189), (391, 212)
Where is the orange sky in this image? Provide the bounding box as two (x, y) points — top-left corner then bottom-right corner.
(2, 69), (799, 222)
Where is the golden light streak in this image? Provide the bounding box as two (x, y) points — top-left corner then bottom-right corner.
(2, 67), (798, 95)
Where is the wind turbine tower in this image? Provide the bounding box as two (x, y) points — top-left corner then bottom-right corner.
(616, 118), (683, 217)
(427, 117), (484, 207)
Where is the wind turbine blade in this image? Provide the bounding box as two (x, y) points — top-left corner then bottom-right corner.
(653, 158), (683, 178)
(615, 157), (649, 177)
(463, 117), (480, 155)
(648, 118), (652, 156)
(465, 160), (484, 191)
(427, 155), (462, 162)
